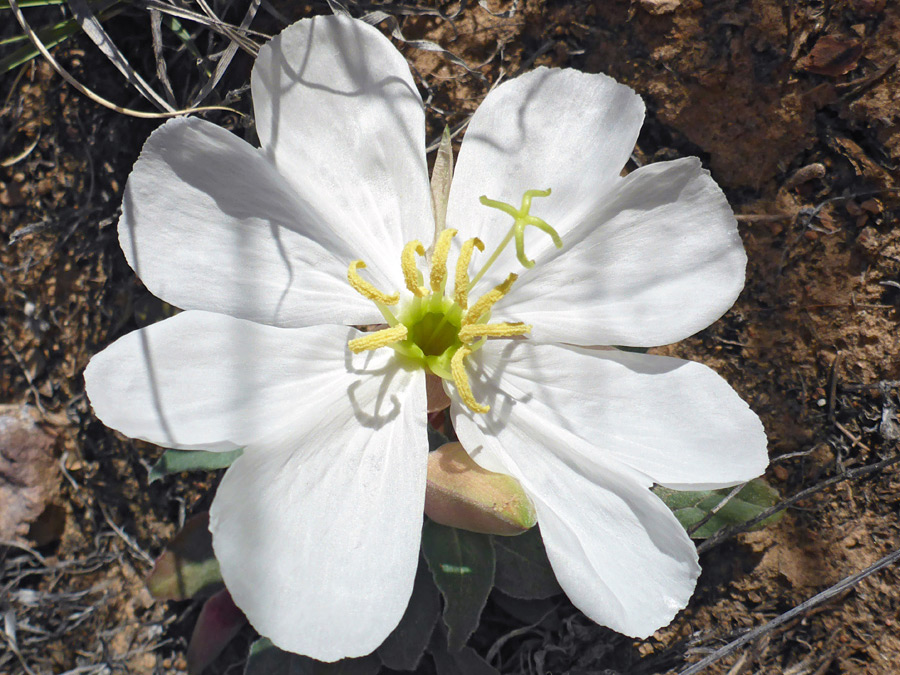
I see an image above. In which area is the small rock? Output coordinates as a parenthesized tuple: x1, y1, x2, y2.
(0, 404, 61, 542)
(783, 162, 826, 190)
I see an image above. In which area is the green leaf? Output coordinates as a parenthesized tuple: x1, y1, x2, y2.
(146, 512, 222, 600)
(244, 638, 380, 675)
(148, 448, 243, 483)
(429, 622, 499, 675)
(653, 478, 782, 539)
(492, 526, 561, 600)
(422, 520, 495, 651)
(376, 556, 441, 671)
(163, 15, 213, 78)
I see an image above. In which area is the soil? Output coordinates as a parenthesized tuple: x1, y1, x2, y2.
(1, 1, 898, 674)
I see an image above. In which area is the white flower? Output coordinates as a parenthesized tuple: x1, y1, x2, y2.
(84, 14, 768, 662)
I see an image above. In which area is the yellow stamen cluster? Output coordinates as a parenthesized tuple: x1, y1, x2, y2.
(346, 230, 532, 413)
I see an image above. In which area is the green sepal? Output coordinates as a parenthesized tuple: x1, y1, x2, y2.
(425, 443, 537, 536)
(430, 125, 454, 240)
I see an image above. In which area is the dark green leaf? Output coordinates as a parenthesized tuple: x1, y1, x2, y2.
(428, 424, 450, 451)
(429, 623, 499, 675)
(146, 512, 222, 600)
(148, 448, 243, 483)
(653, 478, 782, 539)
(0, 0, 121, 73)
(422, 520, 495, 651)
(492, 526, 561, 600)
(376, 556, 441, 670)
(244, 639, 380, 675)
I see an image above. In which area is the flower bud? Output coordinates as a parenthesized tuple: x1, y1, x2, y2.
(425, 442, 537, 536)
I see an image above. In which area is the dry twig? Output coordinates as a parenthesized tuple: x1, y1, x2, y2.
(679, 548, 900, 674)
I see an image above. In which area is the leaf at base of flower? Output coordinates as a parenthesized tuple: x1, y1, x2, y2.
(146, 512, 222, 600)
(653, 478, 782, 539)
(148, 448, 243, 483)
(421, 519, 495, 652)
(244, 638, 380, 675)
(429, 622, 499, 675)
(186, 588, 247, 675)
(376, 556, 441, 670)
(492, 526, 562, 600)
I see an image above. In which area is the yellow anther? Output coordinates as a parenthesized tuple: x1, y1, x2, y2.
(401, 240, 428, 297)
(347, 261, 400, 305)
(459, 322, 531, 343)
(430, 228, 457, 292)
(348, 324, 408, 354)
(463, 273, 518, 326)
(451, 346, 489, 414)
(454, 237, 484, 309)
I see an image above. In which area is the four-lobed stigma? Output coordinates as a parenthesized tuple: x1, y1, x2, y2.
(346, 189, 560, 414)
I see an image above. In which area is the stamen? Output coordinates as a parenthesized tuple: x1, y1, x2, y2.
(347, 261, 400, 305)
(459, 322, 531, 343)
(348, 324, 408, 353)
(430, 229, 457, 292)
(451, 346, 489, 413)
(454, 237, 484, 309)
(401, 241, 428, 297)
(463, 273, 518, 326)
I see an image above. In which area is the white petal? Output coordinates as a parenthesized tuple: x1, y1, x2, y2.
(446, 67, 644, 291)
(84, 311, 386, 451)
(499, 158, 747, 346)
(120, 118, 379, 327)
(456, 340, 767, 490)
(210, 359, 427, 661)
(252, 15, 432, 288)
(452, 383, 699, 637)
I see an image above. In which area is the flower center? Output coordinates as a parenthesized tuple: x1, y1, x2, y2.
(345, 189, 561, 414)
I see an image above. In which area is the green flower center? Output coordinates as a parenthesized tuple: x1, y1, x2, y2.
(344, 189, 562, 412)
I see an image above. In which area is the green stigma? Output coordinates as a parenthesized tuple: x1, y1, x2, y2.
(478, 188, 562, 269)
